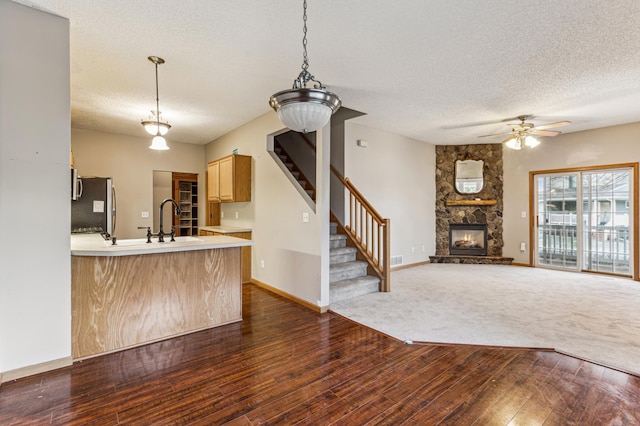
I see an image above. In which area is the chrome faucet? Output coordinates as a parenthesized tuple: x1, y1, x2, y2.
(156, 198, 181, 242)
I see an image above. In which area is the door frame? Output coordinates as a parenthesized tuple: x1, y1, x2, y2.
(528, 162, 639, 281)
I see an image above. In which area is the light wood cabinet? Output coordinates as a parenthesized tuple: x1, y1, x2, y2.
(207, 160, 220, 202)
(207, 154, 251, 202)
(200, 229, 252, 283)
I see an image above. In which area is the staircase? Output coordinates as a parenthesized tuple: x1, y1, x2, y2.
(330, 222, 380, 303)
(272, 140, 389, 303)
(274, 145, 315, 200)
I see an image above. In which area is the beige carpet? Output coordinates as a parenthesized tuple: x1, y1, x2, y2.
(330, 263, 640, 375)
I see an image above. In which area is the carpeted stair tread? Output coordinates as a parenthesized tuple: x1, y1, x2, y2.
(330, 275, 380, 303)
(330, 246, 357, 264)
(330, 260, 368, 282)
(330, 222, 338, 234)
(331, 246, 356, 255)
(330, 233, 347, 249)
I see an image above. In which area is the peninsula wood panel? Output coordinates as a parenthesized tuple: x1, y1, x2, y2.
(72, 248, 241, 359)
(199, 230, 251, 283)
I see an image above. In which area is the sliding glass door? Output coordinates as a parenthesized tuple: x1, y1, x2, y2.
(534, 167, 633, 276)
(581, 170, 632, 275)
(536, 173, 580, 270)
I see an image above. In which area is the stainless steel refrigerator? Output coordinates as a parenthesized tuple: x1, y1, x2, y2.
(71, 176, 116, 237)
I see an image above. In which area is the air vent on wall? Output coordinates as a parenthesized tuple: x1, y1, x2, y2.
(390, 255, 403, 266)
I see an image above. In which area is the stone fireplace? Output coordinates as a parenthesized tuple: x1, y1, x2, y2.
(430, 144, 513, 264)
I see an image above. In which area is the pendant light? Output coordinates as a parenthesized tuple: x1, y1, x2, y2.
(142, 56, 170, 150)
(269, 0, 341, 133)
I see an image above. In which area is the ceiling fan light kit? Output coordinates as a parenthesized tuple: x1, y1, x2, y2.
(142, 56, 170, 150)
(269, 0, 341, 133)
(480, 115, 571, 150)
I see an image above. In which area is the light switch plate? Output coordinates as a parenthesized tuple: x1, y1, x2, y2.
(141, 211, 149, 218)
(302, 212, 310, 222)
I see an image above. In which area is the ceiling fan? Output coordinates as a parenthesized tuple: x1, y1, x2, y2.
(478, 115, 572, 150)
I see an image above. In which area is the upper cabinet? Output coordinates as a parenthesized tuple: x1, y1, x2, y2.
(207, 160, 220, 201)
(207, 154, 251, 202)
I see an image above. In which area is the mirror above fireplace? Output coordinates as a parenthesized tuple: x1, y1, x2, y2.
(455, 159, 484, 194)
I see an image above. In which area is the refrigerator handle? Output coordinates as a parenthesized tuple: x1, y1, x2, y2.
(111, 185, 117, 236)
(77, 178, 83, 198)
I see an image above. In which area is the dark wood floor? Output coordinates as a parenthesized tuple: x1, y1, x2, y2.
(1, 284, 639, 425)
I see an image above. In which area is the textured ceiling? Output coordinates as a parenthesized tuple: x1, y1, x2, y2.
(12, 0, 640, 145)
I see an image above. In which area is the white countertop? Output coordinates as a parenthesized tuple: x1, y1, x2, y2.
(199, 225, 252, 234)
(71, 233, 252, 257)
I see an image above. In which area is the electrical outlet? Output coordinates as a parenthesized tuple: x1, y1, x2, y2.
(141, 211, 149, 218)
(411, 247, 415, 253)
(422, 245, 425, 252)
(260, 260, 265, 268)
(302, 212, 309, 222)
(521, 210, 527, 218)
(235, 211, 239, 219)
(221, 211, 225, 218)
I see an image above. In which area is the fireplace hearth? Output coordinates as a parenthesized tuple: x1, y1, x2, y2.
(449, 223, 488, 256)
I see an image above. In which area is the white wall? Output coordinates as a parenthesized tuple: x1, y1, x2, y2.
(503, 122, 640, 264)
(205, 112, 330, 306)
(72, 129, 206, 239)
(0, 1, 71, 377)
(152, 171, 173, 232)
(344, 122, 436, 266)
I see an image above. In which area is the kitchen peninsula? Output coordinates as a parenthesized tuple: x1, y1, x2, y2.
(71, 234, 252, 359)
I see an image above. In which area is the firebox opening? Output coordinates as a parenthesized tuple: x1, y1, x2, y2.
(449, 223, 488, 256)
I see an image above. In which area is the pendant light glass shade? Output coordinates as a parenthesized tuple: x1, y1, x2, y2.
(270, 88, 340, 133)
(269, 0, 341, 133)
(149, 134, 169, 150)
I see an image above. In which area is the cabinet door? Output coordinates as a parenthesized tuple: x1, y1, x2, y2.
(207, 161, 220, 202)
(219, 156, 234, 201)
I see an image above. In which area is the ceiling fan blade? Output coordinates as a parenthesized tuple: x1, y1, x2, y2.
(501, 135, 517, 144)
(478, 131, 513, 138)
(530, 129, 561, 137)
(533, 121, 572, 130)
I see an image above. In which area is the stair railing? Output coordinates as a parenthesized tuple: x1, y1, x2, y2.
(334, 173, 391, 292)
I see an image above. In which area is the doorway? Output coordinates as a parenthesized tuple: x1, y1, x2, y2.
(532, 164, 637, 278)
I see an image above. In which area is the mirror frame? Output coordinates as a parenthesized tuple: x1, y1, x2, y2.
(454, 159, 484, 194)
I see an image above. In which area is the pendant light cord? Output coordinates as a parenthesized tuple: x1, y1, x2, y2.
(155, 61, 161, 134)
(301, 0, 308, 72)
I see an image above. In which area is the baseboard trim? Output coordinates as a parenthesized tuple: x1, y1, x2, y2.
(250, 279, 329, 313)
(391, 260, 430, 271)
(511, 262, 533, 267)
(1, 356, 72, 383)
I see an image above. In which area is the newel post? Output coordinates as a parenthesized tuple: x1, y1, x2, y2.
(381, 218, 391, 292)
